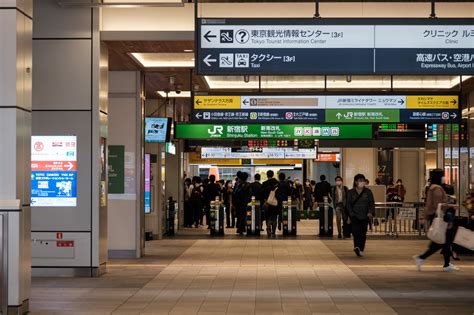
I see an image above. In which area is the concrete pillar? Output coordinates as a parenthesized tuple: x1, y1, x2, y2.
(108, 71, 144, 258)
(342, 148, 377, 186)
(0, 1, 33, 312)
(31, 0, 108, 276)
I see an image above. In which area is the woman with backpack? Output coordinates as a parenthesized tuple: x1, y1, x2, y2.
(346, 174, 375, 257)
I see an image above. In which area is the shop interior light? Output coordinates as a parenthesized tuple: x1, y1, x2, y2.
(156, 91, 191, 98)
(130, 53, 194, 68)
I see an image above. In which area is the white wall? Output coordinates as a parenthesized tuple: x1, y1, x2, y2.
(342, 148, 377, 188)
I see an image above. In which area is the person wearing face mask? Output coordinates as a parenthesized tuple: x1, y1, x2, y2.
(331, 176, 349, 239)
(346, 174, 375, 257)
(396, 179, 407, 202)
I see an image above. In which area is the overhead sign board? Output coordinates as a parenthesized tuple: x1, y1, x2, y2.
(175, 124, 373, 140)
(201, 147, 317, 159)
(197, 18, 474, 75)
(31, 136, 77, 207)
(192, 94, 460, 124)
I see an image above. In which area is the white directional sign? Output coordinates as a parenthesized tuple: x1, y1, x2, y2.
(325, 96, 406, 109)
(241, 95, 325, 109)
(201, 147, 317, 159)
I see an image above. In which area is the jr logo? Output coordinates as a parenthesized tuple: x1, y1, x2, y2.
(208, 125, 223, 136)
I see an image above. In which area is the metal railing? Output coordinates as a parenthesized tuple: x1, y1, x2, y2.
(371, 202, 425, 237)
(0, 213, 8, 315)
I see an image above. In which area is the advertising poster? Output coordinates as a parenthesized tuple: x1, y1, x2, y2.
(145, 154, 151, 214)
(108, 145, 125, 194)
(31, 136, 77, 207)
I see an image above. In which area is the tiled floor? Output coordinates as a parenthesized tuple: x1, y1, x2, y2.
(30, 224, 474, 315)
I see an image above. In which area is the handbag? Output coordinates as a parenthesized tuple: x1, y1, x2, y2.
(453, 226, 474, 250)
(266, 186, 278, 207)
(427, 204, 448, 244)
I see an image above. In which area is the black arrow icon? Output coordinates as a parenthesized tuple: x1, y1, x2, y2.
(243, 99, 249, 105)
(195, 99, 202, 106)
(204, 31, 216, 42)
(450, 99, 457, 105)
(398, 99, 405, 105)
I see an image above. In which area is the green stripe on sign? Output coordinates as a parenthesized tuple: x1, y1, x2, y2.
(326, 109, 400, 123)
(175, 124, 373, 140)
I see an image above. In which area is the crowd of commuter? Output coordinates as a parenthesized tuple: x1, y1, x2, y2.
(183, 169, 470, 269)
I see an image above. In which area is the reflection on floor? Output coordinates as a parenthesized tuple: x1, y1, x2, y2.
(30, 233, 474, 315)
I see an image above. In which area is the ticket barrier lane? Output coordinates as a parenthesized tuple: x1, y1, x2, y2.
(210, 198, 225, 236)
(246, 197, 261, 236)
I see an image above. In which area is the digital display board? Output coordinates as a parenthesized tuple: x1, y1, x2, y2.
(145, 117, 171, 143)
(145, 154, 151, 214)
(201, 147, 317, 159)
(31, 136, 77, 207)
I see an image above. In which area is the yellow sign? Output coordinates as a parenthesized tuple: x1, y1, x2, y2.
(188, 152, 241, 165)
(194, 96, 241, 109)
(407, 95, 458, 109)
(252, 159, 303, 165)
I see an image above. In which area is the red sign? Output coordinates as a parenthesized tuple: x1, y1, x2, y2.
(56, 240, 74, 247)
(34, 142, 44, 152)
(314, 154, 339, 162)
(31, 161, 76, 171)
(56, 232, 63, 239)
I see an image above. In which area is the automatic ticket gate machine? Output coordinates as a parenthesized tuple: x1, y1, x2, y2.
(319, 196, 334, 237)
(210, 197, 225, 236)
(282, 197, 297, 236)
(246, 196, 261, 236)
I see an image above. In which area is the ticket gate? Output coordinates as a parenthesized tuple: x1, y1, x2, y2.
(319, 196, 334, 237)
(282, 198, 297, 236)
(246, 197, 261, 236)
(166, 198, 176, 236)
(210, 198, 225, 236)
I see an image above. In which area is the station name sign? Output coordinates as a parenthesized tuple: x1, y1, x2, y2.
(192, 94, 460, 124)
(175, 123, 373, 140)
(197, 18, 474, 75)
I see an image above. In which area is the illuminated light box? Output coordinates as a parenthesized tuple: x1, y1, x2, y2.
(31, 136, 77, 207)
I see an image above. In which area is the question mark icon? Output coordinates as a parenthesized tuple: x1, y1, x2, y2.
(236, 30, 249, 43)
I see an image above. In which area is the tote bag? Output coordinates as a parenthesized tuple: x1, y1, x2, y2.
(266, 187, 278, 207)
(427, 204, 448, 244)
(454, 226, 474, 250)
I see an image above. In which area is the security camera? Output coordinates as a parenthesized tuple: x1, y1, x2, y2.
(175, 85, 182, 94)
(346, 75, 352, 83)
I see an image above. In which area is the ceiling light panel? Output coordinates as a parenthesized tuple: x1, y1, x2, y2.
(326, 76, 391, 89)
(204, 76, 325, 89)
(130, 53, 194, 68)
(392, 76, 464, 89)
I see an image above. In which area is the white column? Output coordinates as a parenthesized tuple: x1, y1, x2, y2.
(31, 0, 108, 277)
(0, 0, 32, 312)
(108, 71, 144, 258)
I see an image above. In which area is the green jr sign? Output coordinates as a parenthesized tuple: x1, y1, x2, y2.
(175, 124, 373, 140)
(326, 109, 400, 123)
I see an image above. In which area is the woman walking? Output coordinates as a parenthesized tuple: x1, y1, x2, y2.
(346, 174, 375, 257)
(413, 169, 459, 272)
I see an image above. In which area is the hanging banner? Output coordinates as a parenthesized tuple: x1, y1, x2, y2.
(31, 136, 77, 207)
